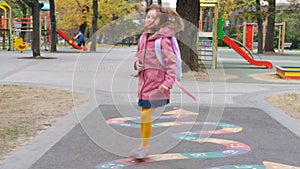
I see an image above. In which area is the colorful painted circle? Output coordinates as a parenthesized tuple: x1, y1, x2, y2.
(205, 165, 265, 169)
(94, 110, 251, 169)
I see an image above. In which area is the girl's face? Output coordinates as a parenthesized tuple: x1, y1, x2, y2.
(145, 9, 160, 30)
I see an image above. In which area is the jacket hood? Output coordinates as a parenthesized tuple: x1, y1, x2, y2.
(146, 24, 176, 41)
(157, 24, 176, 37)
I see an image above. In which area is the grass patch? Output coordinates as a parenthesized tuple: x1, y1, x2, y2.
(0, 85, 89, 160)
(266, 92, 300, 121)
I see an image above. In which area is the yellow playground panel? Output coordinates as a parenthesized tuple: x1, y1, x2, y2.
(13, 37, 29, 52)
(200, 0, 219, 3)
(276, 66, 300, 79)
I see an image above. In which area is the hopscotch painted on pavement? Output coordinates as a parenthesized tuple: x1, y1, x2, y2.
(95, 108, 300, 169)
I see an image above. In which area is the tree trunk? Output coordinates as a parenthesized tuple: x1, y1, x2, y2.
(176, 0, 200, 72)
(31, 0, 42, 57)
(256, 0, 264, 54)
(146, 0, 153, 6)
(157, 0, 162, 6)
(264, 0, 276, 52)
(49, 0, 57, 52)
(90, 0, 98, 52)
(79, 22, 87, 35)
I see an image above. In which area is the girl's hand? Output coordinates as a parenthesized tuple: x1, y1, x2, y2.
(136, 62, 144, 72)
(159, 84, 169, 93)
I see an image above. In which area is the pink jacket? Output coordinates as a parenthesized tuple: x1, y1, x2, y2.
(135, 25, 178, 101)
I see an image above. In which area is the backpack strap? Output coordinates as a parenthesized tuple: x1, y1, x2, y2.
(175, 79, 196, 101)
(155, 37, 182, 80)
(154, 37, 196, 101)
(154, 38, 166, 68)
(171, 37, 183, 80)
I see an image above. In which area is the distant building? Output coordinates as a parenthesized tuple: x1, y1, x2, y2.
(162, 2, 171, 7)
(277, 0, 300, 5)
(139, 0, 176, 9)
(140, 0, 147, 7)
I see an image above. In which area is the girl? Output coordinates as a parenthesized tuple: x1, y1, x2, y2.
(131, 4, 184, 159)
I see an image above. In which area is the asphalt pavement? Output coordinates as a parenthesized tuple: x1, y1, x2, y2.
(0, 47, 300, 169)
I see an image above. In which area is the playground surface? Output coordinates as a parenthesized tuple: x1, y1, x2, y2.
(0, 47, 300, 169)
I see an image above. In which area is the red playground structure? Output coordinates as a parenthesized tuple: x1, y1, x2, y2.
(218, 18, 273, 69)
(56, 29, 88, 51)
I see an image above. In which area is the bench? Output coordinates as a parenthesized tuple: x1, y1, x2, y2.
(253, 42, 292, 50)
(253, 42, 258, 48)
(284, 42, 292, 49)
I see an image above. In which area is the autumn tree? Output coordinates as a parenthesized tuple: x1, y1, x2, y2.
(55, 1, 91, 39)
(176, 0, 200, 71)
(55, 0, 139, 43)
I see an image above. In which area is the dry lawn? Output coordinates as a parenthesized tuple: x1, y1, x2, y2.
(266, 92, 300, 122)
(0, 85, 89, 161)
(251, 73, 300, 121)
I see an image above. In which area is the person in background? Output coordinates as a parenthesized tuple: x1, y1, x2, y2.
(74, 31, 85, 47)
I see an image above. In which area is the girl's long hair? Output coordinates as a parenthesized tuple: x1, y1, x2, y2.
(142, 4, 162, 33)
(142, 4, 184, 33)
(161, 7, 184, 32)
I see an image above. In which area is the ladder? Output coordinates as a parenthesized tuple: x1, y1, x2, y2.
(198, 32, 213, 61)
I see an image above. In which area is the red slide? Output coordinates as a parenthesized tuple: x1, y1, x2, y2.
(56, 29, 88, 51)
(218, 18, 273, 69)
(222, 36, 273, 69)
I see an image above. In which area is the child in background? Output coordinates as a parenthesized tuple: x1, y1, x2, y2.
(74, 31, 85, 47)
(131, 4, 184, 159)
